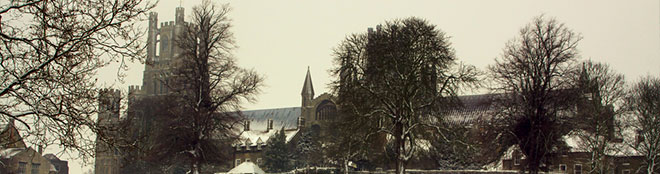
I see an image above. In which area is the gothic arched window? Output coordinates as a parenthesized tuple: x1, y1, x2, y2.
(160, 36, 169, 57)
(315, 100, 337, 121)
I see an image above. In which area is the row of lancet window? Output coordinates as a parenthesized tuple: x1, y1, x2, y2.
(152, 81, 168, 94)
(315, 100, 337, 121)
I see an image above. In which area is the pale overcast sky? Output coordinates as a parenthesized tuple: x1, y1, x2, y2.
(83, 0, 660, 173)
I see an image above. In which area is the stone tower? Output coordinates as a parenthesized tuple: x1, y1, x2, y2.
(300, 67, 315, 128)
(96, 7, 187, 174)
(141, 7, 185, 96)
(95, 89, 121, 174)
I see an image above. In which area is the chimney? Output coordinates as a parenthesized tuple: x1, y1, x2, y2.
(244, 120, 250, 131)
(267, 119, 273, 131)
(297, 117, 305, 129)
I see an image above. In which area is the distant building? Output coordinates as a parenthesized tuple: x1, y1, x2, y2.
(501, 141, 645, 174)
(94, 89, 121, 174)
(500, 120, 646, 173)
(1, 120, 26, 149)
(92, 8, 650, 174)
(231, 67, 338, 168)
(93, 6, 187, 174)
(0, 121, 65, 174)
(44, 154, 69, 174)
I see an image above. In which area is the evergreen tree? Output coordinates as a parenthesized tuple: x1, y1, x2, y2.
(294, 128, 322, 168)
(263, 128, 292, 173)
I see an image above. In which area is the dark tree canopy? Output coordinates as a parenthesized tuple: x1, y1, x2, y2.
(262, 128, 293, 173)
(331, 17, 478, 174)
(489, 16, 582, 174)
(293, 128, 322, 168)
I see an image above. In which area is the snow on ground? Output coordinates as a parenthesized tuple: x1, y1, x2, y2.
(224, 161, 265, 174)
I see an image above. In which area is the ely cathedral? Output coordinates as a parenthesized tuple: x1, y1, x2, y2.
(94, 6, 338, 174)
(96, 6, 646, 174)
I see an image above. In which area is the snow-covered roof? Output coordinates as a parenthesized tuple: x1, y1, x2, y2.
(563, 134, 584, 152)
(0, 147, 25, 158)
(241, 107, 300, 130)
(226, 161, 265, 174)
(501, 145, 517, 160)
(233, 107, 300, 147)
(441, 94, 496, 125)
(49, 164, 58, 172)
(43, 153, 61, 161)
(0, 119, 9, 134)
(236, 129, 298, 147)
(564, 130, 641, 156)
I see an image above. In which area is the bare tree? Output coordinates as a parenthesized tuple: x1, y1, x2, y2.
(143, 1, 263, 174)
(330, 17, 478, 174)
(625, 76, 660, 174)
(489, 16, 581, 174)
(571, 60, 626, 174)
(425, 123, 484, 170)
(323, 107, 381, 174)
(0, 0, 154, 158)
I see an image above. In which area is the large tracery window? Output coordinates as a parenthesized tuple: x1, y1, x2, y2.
(315, 100, 337, 121)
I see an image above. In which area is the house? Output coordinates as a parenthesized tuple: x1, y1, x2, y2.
(232, 68, 336, 168)
(0, 121, 62, 174)
(44, 154, 69, 174)
(501, 134, 645, 174)
(0, 147, 58, 174)
(232, 114, 299, 167)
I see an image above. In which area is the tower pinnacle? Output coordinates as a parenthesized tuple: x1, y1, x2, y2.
(301, 66, 314, 98)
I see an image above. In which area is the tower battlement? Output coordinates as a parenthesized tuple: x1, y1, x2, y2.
(144, 7, 186, 96)
(161, 21, 175, 27)
(98, 88, 121, 101)
(128, 85, 142, 95)
(98, 88, 121, 121)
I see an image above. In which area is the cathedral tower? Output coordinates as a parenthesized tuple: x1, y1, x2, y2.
(95, 89, 121, 174)
(300, 67, 315, 128)
(141, 8, 185, 96)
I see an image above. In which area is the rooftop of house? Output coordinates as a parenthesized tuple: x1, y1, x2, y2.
(0, 119, 10, 134)
(43, 153, 67, 162)
(236, 129, 299, 148)
(234, 107, 301, 147)
(0, 147, 24, 158)
(564, 129, 640, 156)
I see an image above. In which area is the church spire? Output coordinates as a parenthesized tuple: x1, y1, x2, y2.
(301, 66, 314, 97)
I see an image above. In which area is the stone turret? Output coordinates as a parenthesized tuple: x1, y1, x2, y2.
(300, 67, 314, 128)
(147, 12, 158, 64)
(142, 8, 186, 96)
(175, 7, 185, 25)
(95, 88, 121, 174)
(301, 66, 314, 107)
(98, 88, 121, 124)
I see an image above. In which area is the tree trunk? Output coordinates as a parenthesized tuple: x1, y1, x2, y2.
(396, 160, 405, 174)
(394, 122, 406, 174)
(191, 144, 202, 174)
(191, 163, 200, 174)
